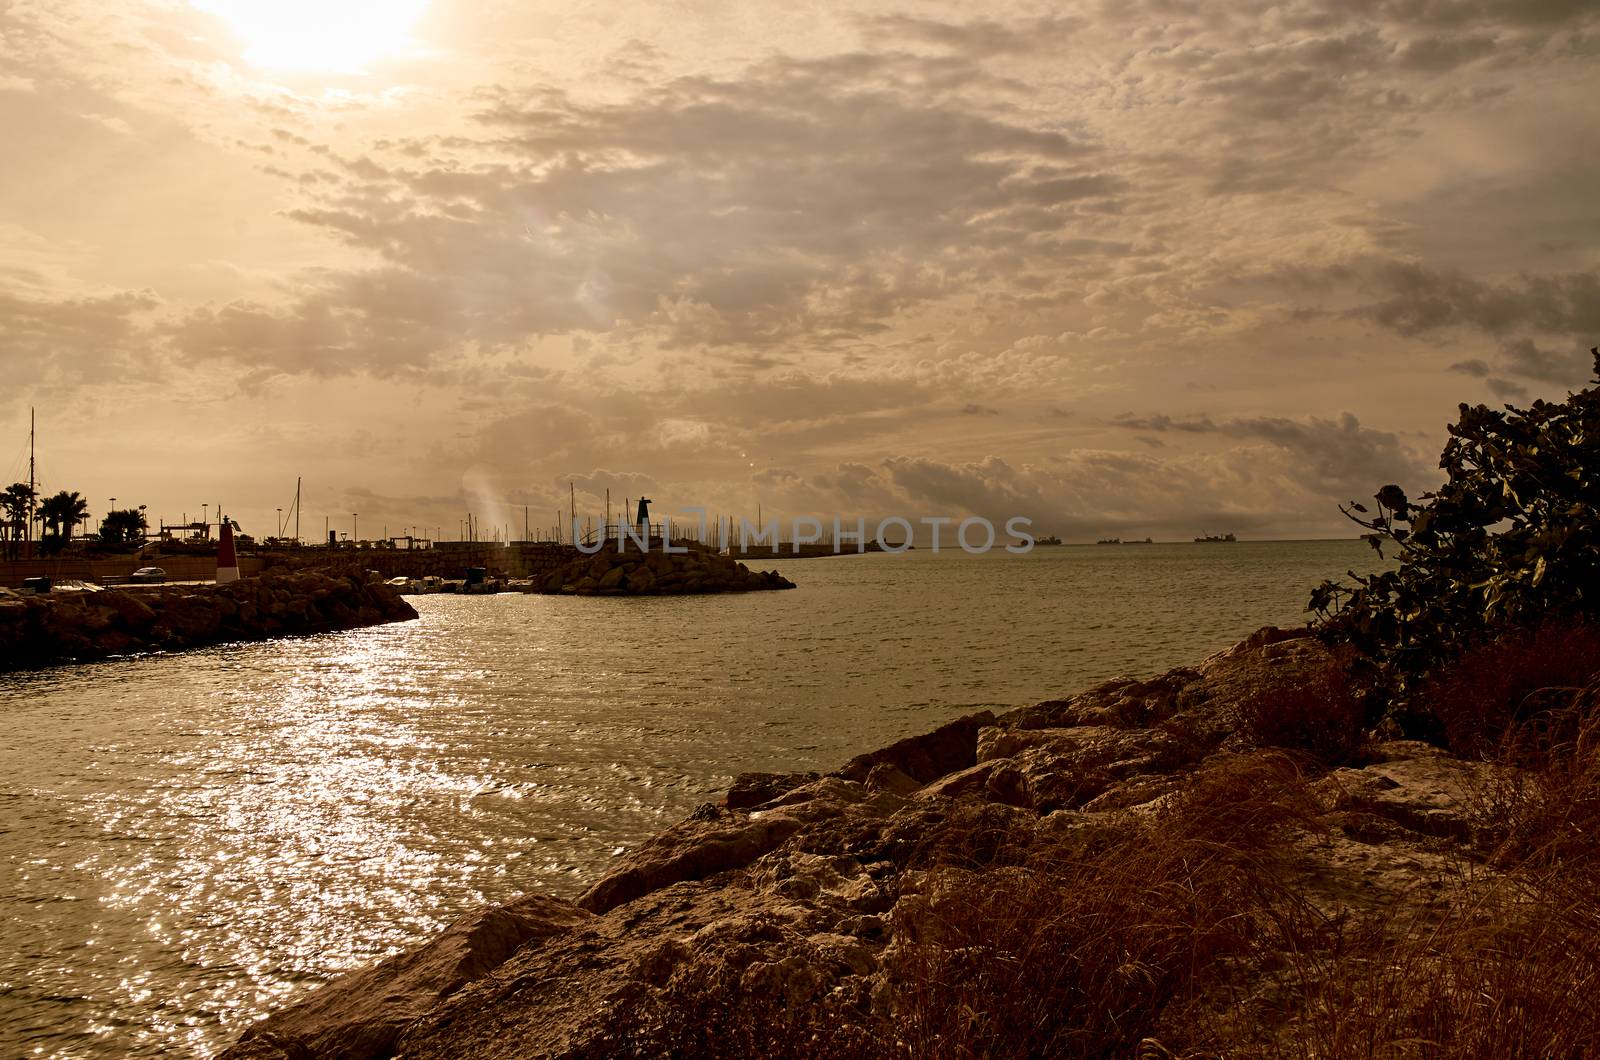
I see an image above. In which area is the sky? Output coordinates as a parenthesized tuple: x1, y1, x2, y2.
(2, 0, 1597, 543)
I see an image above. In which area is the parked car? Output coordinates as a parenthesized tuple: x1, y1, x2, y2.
(128, 567, 167, 584)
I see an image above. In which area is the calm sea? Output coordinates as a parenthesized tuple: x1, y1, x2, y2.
(1, 540, 1369, 1057)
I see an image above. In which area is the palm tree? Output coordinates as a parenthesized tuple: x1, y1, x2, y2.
(100, 506, 149, 546)
(39, 490, 90, 554)
(1, 482, 36, 559)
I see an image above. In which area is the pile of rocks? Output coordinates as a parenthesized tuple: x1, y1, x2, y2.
(0, 570, 418, 671)
(535, 547, 795, 595)
(222, 627, 1522, 1060)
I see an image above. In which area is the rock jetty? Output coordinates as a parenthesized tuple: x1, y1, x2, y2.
(224, 625, 1583, 1058)
(0, 571, 417, 671)
(536, 547, 795, 595)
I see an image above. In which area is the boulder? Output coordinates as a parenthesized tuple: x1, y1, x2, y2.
(1311, 746, 1505, 841)
(835, 711, 996, 784)
(221, 895, 591, 1060)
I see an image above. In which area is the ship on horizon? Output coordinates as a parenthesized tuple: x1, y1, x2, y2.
(1194, 532, 1238, 543)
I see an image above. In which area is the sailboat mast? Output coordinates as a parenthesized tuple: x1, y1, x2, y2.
(27, 407, 35, 546)
(294, 477, 301, 544)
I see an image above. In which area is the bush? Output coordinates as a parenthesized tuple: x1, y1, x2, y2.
(1310, 347, 1600, 737)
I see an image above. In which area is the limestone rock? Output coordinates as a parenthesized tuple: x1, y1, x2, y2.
(1312, 745, 1504, 841)
(221, 895, 591, 1060)
(835, 711, 996, 784)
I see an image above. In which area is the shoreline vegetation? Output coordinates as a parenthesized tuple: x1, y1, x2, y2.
(223, 351, 1600, 1058)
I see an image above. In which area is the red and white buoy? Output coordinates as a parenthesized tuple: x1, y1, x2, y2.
(216, 515, 240, 584)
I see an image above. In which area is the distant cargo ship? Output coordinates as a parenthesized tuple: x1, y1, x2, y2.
(1194, 532, 1238, 543)
(1035, 535, 1064, 546)
(1098, 537, 1154, 545)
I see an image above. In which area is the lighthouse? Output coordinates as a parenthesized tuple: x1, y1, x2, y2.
(217, 515, 240, 584)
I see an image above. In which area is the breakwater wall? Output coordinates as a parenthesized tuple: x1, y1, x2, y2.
(0, 570, 417, 671)
(253, 543, 580, 582)
(535, 547, 795, 595)
(0, 544, 581, 589)
(0, 555, 266, 588)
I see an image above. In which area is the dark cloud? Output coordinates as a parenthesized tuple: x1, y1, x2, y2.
(1497, 337, 1592, 384)
(0, 287, 158, 392)
(1108, 410, 1425, 497)
(1356, 263, 1600, 339)
(169, 273, 453, 382)
(246, 49, 1118, 367)
(1486, 377, 1529, 398)
(858, 14, 1087, 57)
(1396, 33, 1499, 70)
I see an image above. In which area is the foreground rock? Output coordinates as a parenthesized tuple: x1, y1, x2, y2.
(536, 546, 795, 596)
(224, 627, 1549, 1058)
(0, 570, 417, 671)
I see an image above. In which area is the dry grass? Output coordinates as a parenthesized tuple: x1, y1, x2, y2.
(885, 753, 1324, 1059)
(1282, 678, 1600, 1059)
(1233, 650, 1365, 766)
(1415, 618, 1600, 757)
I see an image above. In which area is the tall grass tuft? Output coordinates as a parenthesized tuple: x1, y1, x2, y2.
(886, 753, 1323, 1059)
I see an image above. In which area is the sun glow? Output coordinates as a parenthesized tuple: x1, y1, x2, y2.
(192, 0, 430, 73)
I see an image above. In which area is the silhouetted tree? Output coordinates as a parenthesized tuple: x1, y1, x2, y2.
(38, 490, 90, 555)
(1, 482, 36, 559)
(99, 506, 148, 546)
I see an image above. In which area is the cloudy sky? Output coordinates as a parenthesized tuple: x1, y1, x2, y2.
(2, 0, 1597, 542)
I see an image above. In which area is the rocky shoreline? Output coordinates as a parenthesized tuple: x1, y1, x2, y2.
(0, 571, 418, 671)
(221, 624, 1553, 1058)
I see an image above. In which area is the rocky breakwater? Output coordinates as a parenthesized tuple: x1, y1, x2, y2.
(536, 546, 795, 596)
(224, 626, 1577, 1058)
(0, 571, 417, 671)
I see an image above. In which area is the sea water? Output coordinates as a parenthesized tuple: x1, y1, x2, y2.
(0, 540, 1370, 1057)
